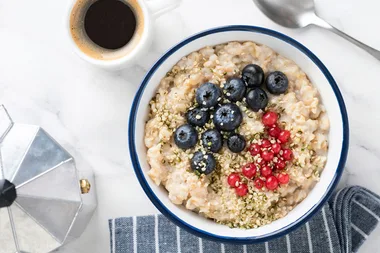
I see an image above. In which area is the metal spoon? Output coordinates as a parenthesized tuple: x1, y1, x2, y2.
(253, 0, 380, 60)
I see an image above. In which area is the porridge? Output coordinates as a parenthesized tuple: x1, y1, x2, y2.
(144, 41, 329, 228)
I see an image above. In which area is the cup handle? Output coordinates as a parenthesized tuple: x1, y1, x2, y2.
(147, 0, 181, 19)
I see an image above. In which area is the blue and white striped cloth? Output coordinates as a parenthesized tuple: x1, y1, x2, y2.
(109, 186, 380, 253)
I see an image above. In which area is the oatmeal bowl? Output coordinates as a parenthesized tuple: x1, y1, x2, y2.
(129, 25, 349, 243)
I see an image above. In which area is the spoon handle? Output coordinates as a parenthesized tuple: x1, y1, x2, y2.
(312, 15, 380, 61)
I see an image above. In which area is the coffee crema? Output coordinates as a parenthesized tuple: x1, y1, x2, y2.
(70, 0, 145, 60)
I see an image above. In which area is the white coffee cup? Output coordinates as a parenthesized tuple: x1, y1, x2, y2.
(67, 0, 180, 70)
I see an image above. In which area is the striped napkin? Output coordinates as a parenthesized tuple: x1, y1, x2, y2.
(109, 186, 380, 253)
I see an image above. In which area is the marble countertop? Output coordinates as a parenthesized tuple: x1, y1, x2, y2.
(1, 0, 379, 252)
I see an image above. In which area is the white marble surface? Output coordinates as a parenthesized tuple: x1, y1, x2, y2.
(0, 0, 380, 252)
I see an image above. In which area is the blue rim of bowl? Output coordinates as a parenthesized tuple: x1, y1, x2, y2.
(129, 25, 349, 243)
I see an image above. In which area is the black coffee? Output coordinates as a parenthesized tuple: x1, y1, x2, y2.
(84, 0, 137, 50)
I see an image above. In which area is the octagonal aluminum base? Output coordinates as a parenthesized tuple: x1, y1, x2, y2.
(0, 106, 97, 253)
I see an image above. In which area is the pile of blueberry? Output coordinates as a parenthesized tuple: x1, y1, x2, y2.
(173, 64, 289, 176)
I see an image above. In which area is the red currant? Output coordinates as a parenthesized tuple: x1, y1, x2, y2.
(249, 143, 261, 156)
(283, 149, 293, 161)
(278, 173, 290, 184)
(254, 178, 264, 189)
(271, 143, 281, 154)
(236, 183, 248, 196)
(261, 139, 271, 148)
(268, 126, 281, 138)
(266, 176, 279, 191)
(242, 163, 257, 179)
(278, 130, 291, 143)
(261, 165, 272, 177)
(262, 111, 278, 126)
(275, 159, 286, 170)
(227, 173, 241, 188)
(257, 157, 266, 166)
(261, 150, 274, 161)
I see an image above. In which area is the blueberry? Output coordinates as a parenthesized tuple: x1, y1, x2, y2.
(227, 134, 246, 153)
(191, 151, 216, 175)
(242, 64, 264, 88)
(213, 103, 243, 131)
(201, 129, 223, 153)
(186, 107, 210, 127)
(223, 78, 246, 102)
(266, 71, 289, 94)
(246, 88, 268, 112)
(196, 82, 222, 108)
(174, 124, 198, 149)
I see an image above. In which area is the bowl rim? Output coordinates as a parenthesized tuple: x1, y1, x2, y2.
(128, 25, 349, 243)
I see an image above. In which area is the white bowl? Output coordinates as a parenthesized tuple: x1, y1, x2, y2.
(129, 25, 349, 243)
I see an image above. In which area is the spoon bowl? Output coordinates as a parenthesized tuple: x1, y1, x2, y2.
(254, 0, 316, 28)
(253, 0, 380, 60)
